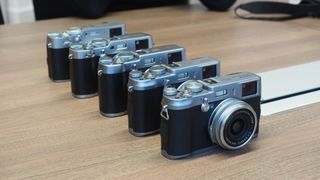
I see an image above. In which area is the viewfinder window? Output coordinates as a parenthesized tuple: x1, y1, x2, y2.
(110, 27, 122, 37)
(168, 52, 182, 64)
(242, 81, 257, 97)
(202, 65, 216, 78)
(135, 39, 149, 50)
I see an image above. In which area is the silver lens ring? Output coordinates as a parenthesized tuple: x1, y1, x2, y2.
(208, 98, 257, 150)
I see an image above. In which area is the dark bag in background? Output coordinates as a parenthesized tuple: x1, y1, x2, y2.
(235, 0, 320, 20)
(33, 0, 188, 20)
(200, 0, 320, 20)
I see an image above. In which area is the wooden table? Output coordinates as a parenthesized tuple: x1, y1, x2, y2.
(1, 3, 320, 179)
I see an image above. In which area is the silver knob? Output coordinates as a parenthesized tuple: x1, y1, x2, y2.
(91, 38, 108, 47)
(149, 65, 166, 76)
(70, 44, 83, 50)
(66, 27, 81, 35)
(100, 56, 113, 65)
(201, 97, 210, 112)
(164, 87, 177, 96)
(185, 81, 203, 93)
(182, 90, 192, 98)
(129, 70, 142, 78)
(113, 51, 134, 64)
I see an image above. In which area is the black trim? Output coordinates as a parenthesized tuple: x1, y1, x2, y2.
(261, 88, 320, 104)
(0, 5, 4, 24)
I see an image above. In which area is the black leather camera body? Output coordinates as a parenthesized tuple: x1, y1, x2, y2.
(68, 33, 153, 98)
(46, 22, 125, 82)
(98, 45, 186, 117)
(160, 72, 261, 159)
(127, 57, 220, 137)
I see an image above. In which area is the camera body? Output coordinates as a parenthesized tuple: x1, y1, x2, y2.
(160, 72, 261, 159)
(46, 22, 126, 82)
(69, 33, 153, 98)
(127, 57, 220, 137)
(98, 45, 186, 117)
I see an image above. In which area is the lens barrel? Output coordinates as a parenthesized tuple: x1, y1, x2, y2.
(208, 98, 257, 150)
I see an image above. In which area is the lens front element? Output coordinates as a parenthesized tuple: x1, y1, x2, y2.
(208, 98, 257, 150)
(224, 109, 255, 147)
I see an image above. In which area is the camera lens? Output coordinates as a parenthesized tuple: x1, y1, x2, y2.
(208, 98, 257, 150)
(223, 110, 255, 147)
(231, 119, 244, 134)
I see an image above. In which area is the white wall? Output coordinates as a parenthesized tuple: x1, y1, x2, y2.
(0, 0, 35, 24)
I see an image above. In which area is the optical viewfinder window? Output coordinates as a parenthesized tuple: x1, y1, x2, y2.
(242, 81, 257, 97)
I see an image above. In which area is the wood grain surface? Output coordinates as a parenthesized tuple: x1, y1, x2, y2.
(0, 3, 320, 179)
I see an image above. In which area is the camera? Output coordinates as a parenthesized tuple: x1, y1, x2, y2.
(160, 72, 261, 159)
(46, 22, 126, 82)
(69, 33, 153, 98)
(98, 44, 186, 117)
(127, 57, 221, 137)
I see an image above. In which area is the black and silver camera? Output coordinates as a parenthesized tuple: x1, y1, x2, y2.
(69, 33, 153, 98)
(127, 57, 221, 137)
(160, 72, 261, 159)
(46, 22, 126, 82)
(98, 44, 186, 117)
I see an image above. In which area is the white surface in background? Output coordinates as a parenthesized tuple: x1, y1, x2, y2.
(259, 61, 320, 102)
(0, 0, 35, 24)
(259, 60, 320, 116)
(261, 91, 320, 116)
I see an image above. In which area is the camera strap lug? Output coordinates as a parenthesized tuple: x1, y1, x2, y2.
(160, 105, 169, 120)
(201, 97, 210, 112)
(97, 70, 103, 76)
(64, 41, 71, 46)
(128, 86, 133, 93)
(164, 79, 170, 88)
